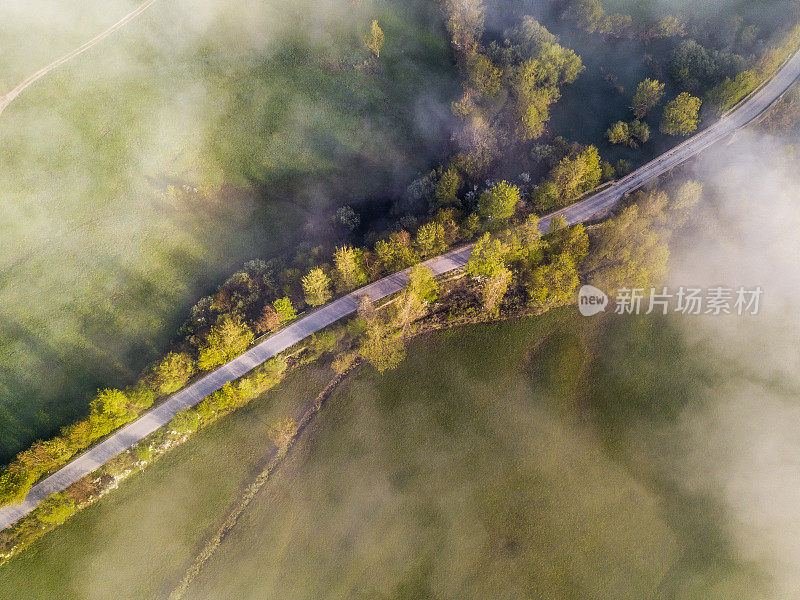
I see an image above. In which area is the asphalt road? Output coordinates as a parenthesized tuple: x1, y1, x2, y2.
(2, 48, 800, 532)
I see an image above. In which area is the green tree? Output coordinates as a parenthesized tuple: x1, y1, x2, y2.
(435, 167, 462, 206)
(359, 324, 406, 373)
(606, 121, 631, 145)
(562, 0, 605, 33)
(407, 265, 439, 303)
(333, 246, 367, 292)
(198, 315, 255, 371)
(302, 267, 333, 306)
(671, 180, 703, 225)
(273, 297, 296, 323)
(629, 119, 650, 144)
(156, 352, 195, 395)
(661, 92, 702, 136)
(363, 19, 385, 58)
(36, 493, 77, 526)
(583, 193, 672, 291)
(527, 253, 581, 311)
(481, 266, 512, 316)
(415, 221, 447, 258)
(549, 145, 602, 204)
(478, 181, 521, 222)
(466, 233, 509, 278)
(632, 78, 665, 119)
(89, 388, 132, 436)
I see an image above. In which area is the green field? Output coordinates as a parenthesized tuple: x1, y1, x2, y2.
(0, 0, 459, 462)
(0, 309, 773, 599)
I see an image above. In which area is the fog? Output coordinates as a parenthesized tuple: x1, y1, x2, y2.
(655, 129, 800, 597)
(0, 0, 458, 461)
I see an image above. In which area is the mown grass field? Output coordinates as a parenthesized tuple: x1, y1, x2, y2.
(0, 0, 459, 462)
(0, 308, 770, 599)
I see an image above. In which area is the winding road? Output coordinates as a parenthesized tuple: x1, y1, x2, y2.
(2, 48, 800, 532)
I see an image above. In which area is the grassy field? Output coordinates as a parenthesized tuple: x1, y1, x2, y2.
(0, 0, 459, 462)
(0, 308, 772, 599)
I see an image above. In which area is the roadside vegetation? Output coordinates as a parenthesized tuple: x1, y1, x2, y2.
(2, 0, 800, 571)
(0, 0, 459, 463)
(0, 310, 772, 599)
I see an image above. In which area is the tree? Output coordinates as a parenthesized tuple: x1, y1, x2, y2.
(671, 180, 703, 226)
(363, 19, 385, 58)
(562, 0, 605, 34)
(407, 265, 439, 303)
(198, 315, 255, 371)
(606, 121, 631, 145)
(582, 194, 671, 291)
(273, 297, 296, 323)
(527, 252, 581, 311)
(415, 221, 447, 258)
(441, 0, 485, 55)
(629, 119, 650, 144)
(89, 388, 132, 434)
(333, 246, 367, 292)
(661, 92, 702, 136)
(156, 352, 196, 395)
(254, 303, 280, 334)
(268, 418, 298, 447)
(632, 78, 665, 119)
(435, 167, 461, 206)
(375, 230, 419, 272)
(302, 268, 332, 306)
(481, 266, 512, 316)
(359, 323, 406, 373)
(549, 145, 602, 203)
(466, 233, 508, 279)
(478, 181, 521, 222)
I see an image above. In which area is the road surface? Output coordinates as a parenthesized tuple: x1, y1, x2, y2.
(2, 48, 800, 532)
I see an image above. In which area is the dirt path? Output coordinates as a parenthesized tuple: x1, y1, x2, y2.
(0, 0, 160, 116)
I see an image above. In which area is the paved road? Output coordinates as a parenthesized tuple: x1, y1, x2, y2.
(0, 0, 160, 116)
(2, 48, 800, 532)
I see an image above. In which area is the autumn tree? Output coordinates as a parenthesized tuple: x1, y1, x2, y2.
(302, 267, 333, 306)
(254, 303, 280, 334)
(632, 78, 665, 119)
(661, 92, 702, 135)
(363, 19, 385, 58)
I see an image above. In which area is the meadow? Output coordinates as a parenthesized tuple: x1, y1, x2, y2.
(0, 308, 773, 599)
(0, 0, 459, 462)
